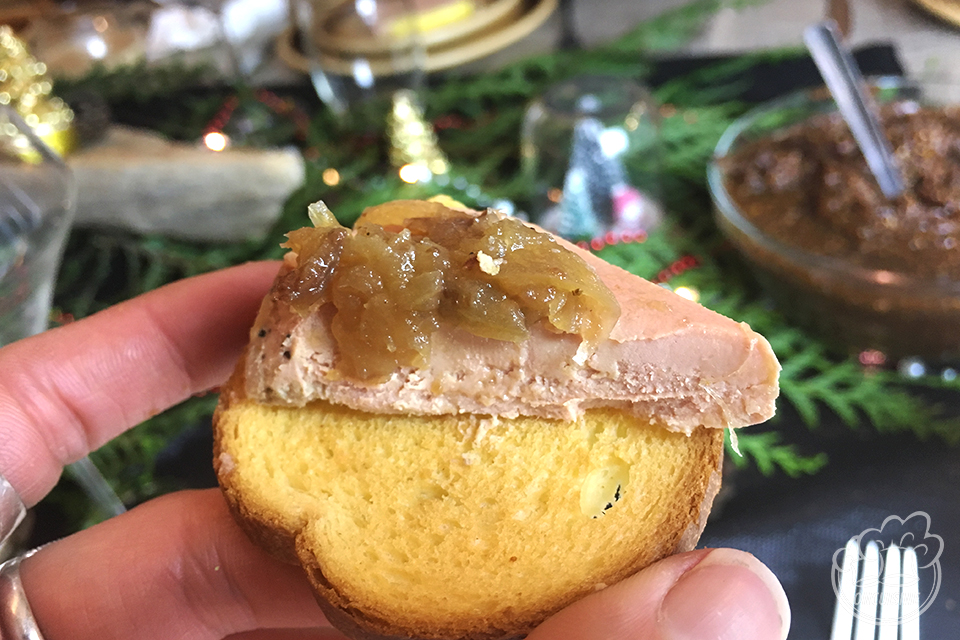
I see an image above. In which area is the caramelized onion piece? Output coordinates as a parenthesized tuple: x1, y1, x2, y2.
(277, 226, 346, 315)
(277, 200, 621, 381)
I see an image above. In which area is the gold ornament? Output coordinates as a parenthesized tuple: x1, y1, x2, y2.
(0, 25, 76, 161)
(386, 89, 448, 181)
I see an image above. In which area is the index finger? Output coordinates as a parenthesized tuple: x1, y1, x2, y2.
(0, 260, 279, 506)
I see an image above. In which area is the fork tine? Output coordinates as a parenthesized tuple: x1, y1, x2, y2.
(831, 538, 858, 640)
(901, 547, 921, 640)
(853, 542, 880, 640)
(877, 544, 901, 640)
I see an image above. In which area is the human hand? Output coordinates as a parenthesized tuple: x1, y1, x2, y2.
(0, 262, 790, 640)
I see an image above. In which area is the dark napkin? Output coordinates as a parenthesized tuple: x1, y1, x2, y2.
(649, 43, 905, 103)
(701, 408, 960, 639)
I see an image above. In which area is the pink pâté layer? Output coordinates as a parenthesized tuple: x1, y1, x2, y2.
(243, 206, 780, 434)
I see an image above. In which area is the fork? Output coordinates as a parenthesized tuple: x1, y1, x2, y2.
(830, 538, 920, 640)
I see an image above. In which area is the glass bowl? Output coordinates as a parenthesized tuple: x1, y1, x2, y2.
(708, 77, 960, 365)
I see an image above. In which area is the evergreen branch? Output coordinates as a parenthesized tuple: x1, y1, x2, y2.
(56, 60, 218, 104)
(611, 0, 725, 52)
(725, 430, 828, 477)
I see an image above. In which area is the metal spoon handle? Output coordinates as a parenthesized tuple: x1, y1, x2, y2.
(804, 21, 905, 198)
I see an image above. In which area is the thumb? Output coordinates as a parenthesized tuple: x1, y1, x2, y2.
(528, 548, 790, 640)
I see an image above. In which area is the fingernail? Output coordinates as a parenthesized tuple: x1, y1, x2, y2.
(658, 548, 790, 640)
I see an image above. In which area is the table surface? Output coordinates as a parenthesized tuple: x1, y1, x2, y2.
(396, 0, 960, 78)
(255, 0, 960, 92)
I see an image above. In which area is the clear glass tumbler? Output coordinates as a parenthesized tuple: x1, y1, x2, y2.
(522, 75, 663, 242)
(0, 106, 76, 347)
(292, 0, 425, 122)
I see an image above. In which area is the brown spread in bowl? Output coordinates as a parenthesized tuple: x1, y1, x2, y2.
(712, 91, 960, 363)
(722, 103, 960, 280)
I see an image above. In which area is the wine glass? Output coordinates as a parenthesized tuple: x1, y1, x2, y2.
(292, 0, 426, 123)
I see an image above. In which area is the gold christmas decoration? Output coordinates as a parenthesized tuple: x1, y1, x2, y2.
(387, 89, 448, 181)
(0, 25, 76, 160)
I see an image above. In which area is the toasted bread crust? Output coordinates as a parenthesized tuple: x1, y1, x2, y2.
(214, 356, 301, 566)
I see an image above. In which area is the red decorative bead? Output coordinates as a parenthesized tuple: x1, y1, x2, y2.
(203, 91, 312, 143)
(51, 311, 75, 325)
(859, 349, 887, 367)
(434, 114, 469, 130)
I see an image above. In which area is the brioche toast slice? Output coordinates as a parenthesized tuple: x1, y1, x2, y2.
(214, 200, 778, 640)
(215, 389, 723, 640)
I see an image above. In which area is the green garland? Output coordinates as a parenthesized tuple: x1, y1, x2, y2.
(47, 0, 959, 528)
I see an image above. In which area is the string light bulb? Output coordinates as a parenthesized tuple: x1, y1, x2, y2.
(322, 168, 341, 186)
(672, 286, 700, 303)
(203, 131, 229, 152)
(399, 163, 432, 184)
